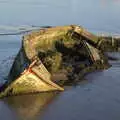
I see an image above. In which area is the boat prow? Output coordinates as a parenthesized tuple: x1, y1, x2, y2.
(0, 62, 63, 98)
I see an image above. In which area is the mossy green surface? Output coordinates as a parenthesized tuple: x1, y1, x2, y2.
(38, 50, 62, 73)
(0, 25, 113, 98)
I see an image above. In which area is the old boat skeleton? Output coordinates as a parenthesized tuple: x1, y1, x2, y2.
(0, 25, 120, 98)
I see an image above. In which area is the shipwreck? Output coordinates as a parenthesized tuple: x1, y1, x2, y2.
(0, 25, 120, 98)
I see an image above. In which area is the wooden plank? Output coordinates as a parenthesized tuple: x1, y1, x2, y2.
(74, 26, 99, 44)
(31, 67, 64, 91)
(86, 42, 101, 61)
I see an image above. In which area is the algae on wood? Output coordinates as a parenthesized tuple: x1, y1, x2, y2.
(0, 25, 115, 98)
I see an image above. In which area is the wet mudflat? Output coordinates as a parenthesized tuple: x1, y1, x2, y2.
(0, 57, 120, 120)
(0, 0, 120, 120)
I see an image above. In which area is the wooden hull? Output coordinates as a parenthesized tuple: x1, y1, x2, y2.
(0, 62, 63, 98)
(0, 25, 111, 98)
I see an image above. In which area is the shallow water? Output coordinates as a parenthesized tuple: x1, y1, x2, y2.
(0, 0, 120, 120)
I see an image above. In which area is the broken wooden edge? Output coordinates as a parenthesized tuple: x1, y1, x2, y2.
(0, 61, 64, 98)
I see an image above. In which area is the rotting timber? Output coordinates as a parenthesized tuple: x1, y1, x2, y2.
(0, 25, 120, 98)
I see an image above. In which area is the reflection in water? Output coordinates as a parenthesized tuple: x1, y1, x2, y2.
(3, 92, 58, 120)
